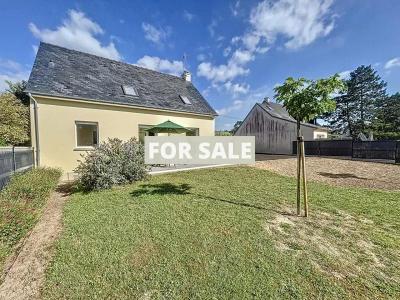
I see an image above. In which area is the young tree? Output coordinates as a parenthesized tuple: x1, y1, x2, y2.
(274, 75, 345, 216)
(0, 93, 29, 145)
(328, 65, 387, 137)
(5, 80, 30, 106)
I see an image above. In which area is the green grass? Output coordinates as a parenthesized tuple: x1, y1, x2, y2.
(43, 166, 400, 299)
(0, 167, 61, 272)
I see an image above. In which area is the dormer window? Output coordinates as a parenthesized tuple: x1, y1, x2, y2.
(122, 85, 138, 96)
(180, 95, 191, 104)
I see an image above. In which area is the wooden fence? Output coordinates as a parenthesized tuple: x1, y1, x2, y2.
(0, 147, 35, 190)
(292, 140, 400, 163)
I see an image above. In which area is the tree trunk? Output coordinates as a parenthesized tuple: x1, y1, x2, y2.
(300, 138, 308, 217)
(296, 120, 301, 215)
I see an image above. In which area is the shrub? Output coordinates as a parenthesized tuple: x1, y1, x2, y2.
(75, 138, 148, 191)
(0, 167, 61, 267)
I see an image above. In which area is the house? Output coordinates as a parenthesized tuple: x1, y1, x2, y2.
(234, 99, 328, 155)
(26, 43, 217, 177)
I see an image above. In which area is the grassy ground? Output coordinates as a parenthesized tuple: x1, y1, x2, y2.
(0, 168, 61, 273)
(43, 166, 399, 299)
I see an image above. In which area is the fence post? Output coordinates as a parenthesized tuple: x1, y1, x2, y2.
(396, 141, 400, 164)
(351, 140, 354, 158)
(318, 141, 321, 156)
(12, 146, 17, 173)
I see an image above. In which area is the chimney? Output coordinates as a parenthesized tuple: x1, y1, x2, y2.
(262, 97, 271, 104)
(182, 70, 191, 82)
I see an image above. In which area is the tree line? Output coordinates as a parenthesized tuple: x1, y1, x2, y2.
(327, 65, 399, 140)
(229, 65, 399, 140)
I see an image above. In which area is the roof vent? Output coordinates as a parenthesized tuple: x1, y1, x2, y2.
(48, 61, 55, 68)
(179, 95, 191, 104)
(122, 85, 138, 96)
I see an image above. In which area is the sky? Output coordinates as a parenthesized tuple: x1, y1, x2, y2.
(1, 0, 400, 130)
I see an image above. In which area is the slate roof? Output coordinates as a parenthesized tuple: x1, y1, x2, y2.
(259, 101, 326, 130)
(26, 42, 217, 116)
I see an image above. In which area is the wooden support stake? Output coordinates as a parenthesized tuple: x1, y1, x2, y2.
(296, 138, 301, 215)
(300, 137, 309, 217)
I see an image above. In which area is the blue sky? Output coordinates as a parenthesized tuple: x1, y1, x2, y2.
(1, 0, 400, 130)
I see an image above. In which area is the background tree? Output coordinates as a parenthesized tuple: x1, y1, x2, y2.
(0, 93, 29, 145)
(372, 92, 400, 140)
(231, 121, 243, 134)
(5, 80, 30, 106)
(274, 75, 346, 216)
(215, 130, 232, 136)
(328, 65, 387, 137)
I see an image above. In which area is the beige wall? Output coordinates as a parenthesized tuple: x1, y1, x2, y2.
(31, 95, 215, 176)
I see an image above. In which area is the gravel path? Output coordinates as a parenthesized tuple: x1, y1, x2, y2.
(0, 187, 69, 300)
(255, 155, 400, 191)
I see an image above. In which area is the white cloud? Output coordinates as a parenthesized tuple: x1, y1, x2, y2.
(231, 49, 255, 65)
(196, 53, 207, 61)
(32, 45, 39, 55)
(136, 55, 183, 76)
(183, 10, 195, 22)
(142, 22, 170, 46)
(338, 70, 351, 79)
(223, 123, 234, 129)
(197, 48, 253, 83)
(216, 84, 273, 122)
(197, 61, 249, 82)
(217, 100, 244, 116)
(29, 9, 121, 60)
(208, 20, 217, 38)
(224, 81, 250, 95)
(249, 0, 335, 50)
(230, 1, 241, 16)
(0, 59, 30, 91)
(384, 57, 400, 70)
(200, 0, 335, 102)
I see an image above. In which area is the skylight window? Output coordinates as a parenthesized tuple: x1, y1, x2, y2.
(122, 85, 138, 96)
(180, 95, 191, 104)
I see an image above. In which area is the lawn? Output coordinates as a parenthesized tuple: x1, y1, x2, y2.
(43, 166, 400, 299)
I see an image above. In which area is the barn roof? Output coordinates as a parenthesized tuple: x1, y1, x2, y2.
(258, 101, 326, 130)
(26, 42, 217, 116)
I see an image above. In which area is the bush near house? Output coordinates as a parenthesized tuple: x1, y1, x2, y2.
(75, 138, 148, 191)
(0, 167, 61, 271)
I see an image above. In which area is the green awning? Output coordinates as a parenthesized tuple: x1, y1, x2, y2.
(145, 120, 193, 134)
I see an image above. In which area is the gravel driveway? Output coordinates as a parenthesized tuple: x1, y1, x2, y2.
(255, 155, 400, 191)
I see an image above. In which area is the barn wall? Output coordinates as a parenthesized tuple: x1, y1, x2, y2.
(235, 105, 315, 154)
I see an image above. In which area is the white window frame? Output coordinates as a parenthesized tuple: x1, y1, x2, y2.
(74, 121, 99, 150)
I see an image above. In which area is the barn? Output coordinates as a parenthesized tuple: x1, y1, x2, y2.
(234, 99, 328, 155)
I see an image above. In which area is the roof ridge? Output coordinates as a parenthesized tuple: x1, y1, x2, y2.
(27, 42, 217, 116)
(39, 42, 184, 80)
